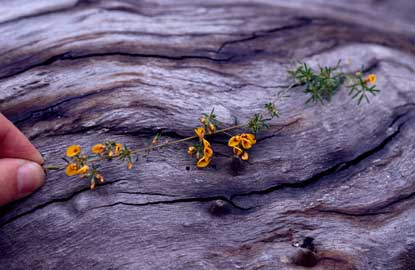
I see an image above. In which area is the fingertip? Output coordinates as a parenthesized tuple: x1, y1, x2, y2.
(0, 159, 45, 206)
(16, 161, 45, 196)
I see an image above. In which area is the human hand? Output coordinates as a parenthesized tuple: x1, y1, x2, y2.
(0, 114, 45, 206)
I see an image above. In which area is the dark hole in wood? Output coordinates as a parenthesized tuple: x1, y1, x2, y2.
(292, 237, 317, 267)
(208, 199, 231, 216)
(301, 237, 315, 251)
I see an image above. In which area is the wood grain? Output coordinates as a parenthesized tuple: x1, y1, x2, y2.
(0, 1, 414, 269)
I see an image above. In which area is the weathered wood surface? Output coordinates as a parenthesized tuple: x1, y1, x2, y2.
(0, 0, 414, 269)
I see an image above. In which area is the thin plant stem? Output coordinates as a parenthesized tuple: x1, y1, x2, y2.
(130, 123, 246, 154)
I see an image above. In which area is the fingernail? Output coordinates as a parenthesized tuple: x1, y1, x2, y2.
(34, 151, 44, 165)
(17, 162, 45, 195)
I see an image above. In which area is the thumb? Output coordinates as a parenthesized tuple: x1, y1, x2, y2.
(0, 158, 45, 206)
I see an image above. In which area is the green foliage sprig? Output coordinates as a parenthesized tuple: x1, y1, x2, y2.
(289, 62, 379, 104)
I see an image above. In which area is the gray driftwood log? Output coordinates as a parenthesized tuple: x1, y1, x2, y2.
(0, 1, 414, 269)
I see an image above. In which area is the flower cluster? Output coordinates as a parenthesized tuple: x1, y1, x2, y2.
(64, 141, 133, 189)
(228, 133, 256, 161)
(186, 110, 218, 168)
(199, 108, 219, 134)
(188, 126, 214, 168)
(91, 141, 133, 169)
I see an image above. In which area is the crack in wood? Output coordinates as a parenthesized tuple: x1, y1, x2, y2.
(215, 17, 313, 54)
(0, 51, 233, 81)
(230, 110, 412, 200)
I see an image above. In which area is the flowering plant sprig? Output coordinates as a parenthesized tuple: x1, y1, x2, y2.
(188, 126, 214, 168)
(62, 142, 134, 189)
(348, 71, 379, 104)
(44, 61, 380, 189)
(48, 109, 267, 188)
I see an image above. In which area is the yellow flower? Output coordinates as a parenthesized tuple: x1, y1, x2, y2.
(228, 133, 256, 149)
(233, 146, 249, 160)
(66, 145, 81, 157)
(201, 138, 213, 157)
(197, 156, 210, 168)
(195, 127, 205, 139)
(228, 135, 241, 147)
(365, 74, 377, 85)
(200, 117, 207, 124)
(204, 146, 213, 158)
(115, 143, 122, 156)
(128, 162, 133, 170)
(187, 146, 196, 155)
(241, 134, 256, 149)
(92, 144, 105, 154)
(241, 133, 256, 144)
(65, 163, 78, 176)
(233, 147, 243, 156)
(108, 151, 114, 158)
(241, 138, 253, 149)
(202, 138, 210, 148)
(77, 165, 89, 175)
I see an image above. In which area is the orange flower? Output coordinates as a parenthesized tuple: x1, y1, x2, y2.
(241, 138, 253, 149)
(233, 147, 243, 156)
(241, 134, 256, 149)
(201, 139, 213, 158)
(66, 145, 81, 157)
(77, 165, 89, 175)
(204, 146, 213, 158)
(195, 127, 205, 139)
(92, 144, 105, 154)
(228, 135, 241, 147)
(241, 133, 256, 144)
(233, 146, 249, 160)
(65, 163, 78, 176)
(128, 162, 133, 170)
(197, 156, 210, 168)
(202, 138, 210, 148)
(228, 133, 256, 149)
(365, 74, 376, 85)
(115, 143, 122, 156)
(108, 151, 114, 158)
